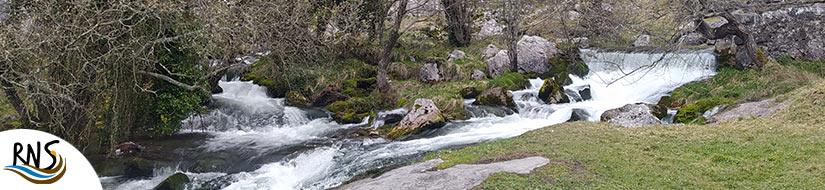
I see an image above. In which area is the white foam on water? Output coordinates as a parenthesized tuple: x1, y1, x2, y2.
(106, 49, 717, 190)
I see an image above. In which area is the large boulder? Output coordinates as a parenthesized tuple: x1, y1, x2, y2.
(537, 78, 570, 104)
(389, 99, 446, 139)
(154, 173, 190, 190)
(516, 35, 557, 74)
(600, 103, 667, 127)
(678, 32, 708, 46)
(473, 87, 517, 110)
(419, 63, 442, 83)
(481, 44, 500, 60)
(447, 50, 466, 62)
(485, 50, 511, 78)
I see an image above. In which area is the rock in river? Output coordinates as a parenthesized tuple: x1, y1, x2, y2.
(388, 99, 446, 139)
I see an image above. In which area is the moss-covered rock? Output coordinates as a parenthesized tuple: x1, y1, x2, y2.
(327, 97, 373, 124)
(473, 87, 517, 110)
(123, 157, 154, 178)
(488, 72, 529, 91)
(546, 46, 589, 83)
(538, 78, 570, 104)
(674, 98, 735, 124)
(154, 172, 190, 190)
(239, 58, 289, 98)
(285, 91, 310, 107)
(387, 99, 446, 139)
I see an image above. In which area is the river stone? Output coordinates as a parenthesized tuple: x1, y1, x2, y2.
(481, 44, 500, 60)
(447, 50, 466, 62)
(568, 108, 590, 122)
(538, 78, 570, 104)
(340, 157, 550, 190)
(473, 87, 517, 110)
(419, 63, 441, 83)
(390, 99, 446, 139)
(471, 69, 486, 80)
(600, 103, 667, 127)
(485, 50, 511, 78)
(516, 35, 557, 74)
(154, 172, 190, 190)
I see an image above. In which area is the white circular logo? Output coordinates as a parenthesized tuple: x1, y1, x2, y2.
(0, 129, 101, 189)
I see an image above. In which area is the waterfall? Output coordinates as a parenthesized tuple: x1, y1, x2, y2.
(103, 48, 717, 190)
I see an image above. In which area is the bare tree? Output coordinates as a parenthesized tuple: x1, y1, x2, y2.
(377, 0, 411, 92)
(441, 0, 474, 46)
(502, 0, 524, 72)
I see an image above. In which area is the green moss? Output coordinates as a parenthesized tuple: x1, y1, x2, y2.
(342, 78, 376, 97)
(285, 91, 310, 107)
(674, 97, 735, 125)
(154, 172, 190, 190)
(488, 72, 529, 91)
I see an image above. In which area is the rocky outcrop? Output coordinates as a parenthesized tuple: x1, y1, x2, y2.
(389, 99, 446, 139)
(481, 44, 500, 60)
(738, 3, 825, 60)
(685, 2, 825, 68)
(601, 103, 667, 127)
(473, 87, 517, 110)
(538, 78, 570, 104)
(154, 173, 190, 190)
(447, 50, 466, 62)
(485, 50, 511, 78)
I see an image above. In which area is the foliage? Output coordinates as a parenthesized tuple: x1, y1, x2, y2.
(673, 97, 734, 124)
(145, 45, 208, 136)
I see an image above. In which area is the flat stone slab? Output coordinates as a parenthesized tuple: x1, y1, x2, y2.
(707, 98, 788, 124)
(340, 156, 550, 190)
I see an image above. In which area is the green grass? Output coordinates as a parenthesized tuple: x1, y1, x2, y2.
(425, 80, 825, 189)
(670, 58, 823, 123)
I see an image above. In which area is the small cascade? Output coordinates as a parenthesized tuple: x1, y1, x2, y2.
(104, 48, 718, 190)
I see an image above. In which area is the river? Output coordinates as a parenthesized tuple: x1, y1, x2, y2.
(100, 48, 717, 190)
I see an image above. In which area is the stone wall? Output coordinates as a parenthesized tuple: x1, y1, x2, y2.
(736, 2, 825, 60)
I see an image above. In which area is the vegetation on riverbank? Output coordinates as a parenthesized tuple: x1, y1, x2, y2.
(671, 58, 825, 124)
(427, 79, 825, 189)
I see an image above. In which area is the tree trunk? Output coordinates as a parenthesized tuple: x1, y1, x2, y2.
(441, 0, 472, 46)
(503, 0, 522, 72)
(377, 0, 410, 92)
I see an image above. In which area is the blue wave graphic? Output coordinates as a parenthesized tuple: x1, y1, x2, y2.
(4, 165, 56, 179)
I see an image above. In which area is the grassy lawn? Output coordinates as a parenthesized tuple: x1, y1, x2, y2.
(426, 80, 825, 189)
